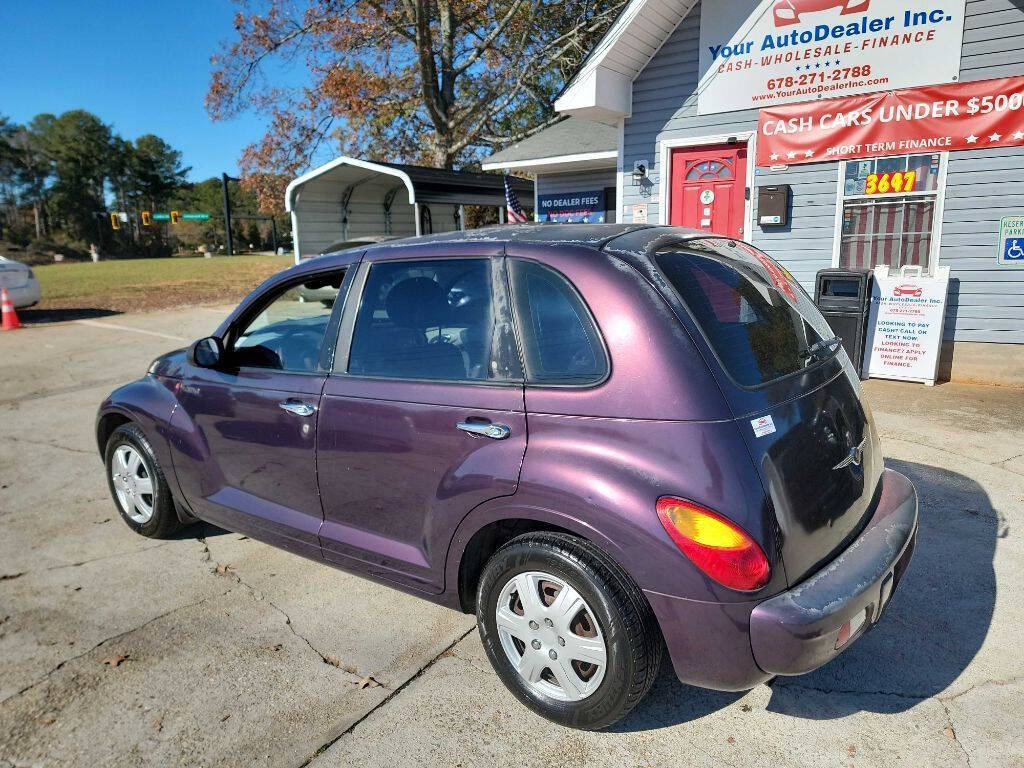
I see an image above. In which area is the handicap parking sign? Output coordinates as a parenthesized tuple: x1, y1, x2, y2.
(998, 217, 1024, 267)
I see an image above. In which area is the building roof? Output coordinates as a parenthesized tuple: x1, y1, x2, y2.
(555, 0, 697, 122)
(481, 118, 618, 173)
(285, 156, 534, 211)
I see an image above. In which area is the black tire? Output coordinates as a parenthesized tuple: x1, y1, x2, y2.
(476, 532, 662, 730)
(104, 423, 182, 539)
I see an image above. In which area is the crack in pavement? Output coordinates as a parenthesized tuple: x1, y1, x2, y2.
(231, 571, 341, 671)
(0, 434, 96, 456)
(41, 541, 179, 573)
(298, 625, 476, 768)
(941, 699, 973, 768)
(197, 536, 356, 676)
(0, 590, 233, 706)
(772, 675, 1023, 705)
(0, 375, 134, 407)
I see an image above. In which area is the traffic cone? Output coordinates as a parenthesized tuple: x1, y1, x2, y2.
(1, 287, 21, 331)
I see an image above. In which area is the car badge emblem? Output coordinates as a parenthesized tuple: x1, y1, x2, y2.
(832, 437, 867, 470)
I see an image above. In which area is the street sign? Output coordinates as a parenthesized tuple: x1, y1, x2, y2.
(152, 213, 170, 221)
(181, 212, 211, 221)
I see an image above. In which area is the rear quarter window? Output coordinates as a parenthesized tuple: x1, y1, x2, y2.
(655, 240, 834, 387)
(508, 259, 608, 385)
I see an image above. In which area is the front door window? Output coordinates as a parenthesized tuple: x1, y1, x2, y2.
(232, 273, 343, 372)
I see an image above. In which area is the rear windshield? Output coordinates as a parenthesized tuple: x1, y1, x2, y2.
(655, 239, 835, 387)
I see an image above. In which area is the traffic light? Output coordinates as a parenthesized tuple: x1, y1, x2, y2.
(141, 211, 152, 227)
(110, 212, 120, 231)
(170, 210, 181, 224)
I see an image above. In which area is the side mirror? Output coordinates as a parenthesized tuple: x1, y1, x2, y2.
(188, 336, 224, 368)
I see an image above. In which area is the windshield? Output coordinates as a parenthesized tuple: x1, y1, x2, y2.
(655, 239, 836, 387)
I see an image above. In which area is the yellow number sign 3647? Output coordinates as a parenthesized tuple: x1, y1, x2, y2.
(865, 171, 918, 195)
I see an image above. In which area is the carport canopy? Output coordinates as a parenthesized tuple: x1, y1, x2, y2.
(285, 156, 535, 259)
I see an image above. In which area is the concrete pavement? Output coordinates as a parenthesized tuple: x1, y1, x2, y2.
(1, 306, 1021, 767)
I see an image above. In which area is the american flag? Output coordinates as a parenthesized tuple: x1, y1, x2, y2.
(504, 175, 529, 224)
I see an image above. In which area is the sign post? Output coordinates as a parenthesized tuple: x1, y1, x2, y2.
(863, 265, 950, 385)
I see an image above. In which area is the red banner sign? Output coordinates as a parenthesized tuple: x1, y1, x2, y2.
(756, 76, 1024, 166)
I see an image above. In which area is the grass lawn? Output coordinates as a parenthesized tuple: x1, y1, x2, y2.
(32, 253, 294, 313)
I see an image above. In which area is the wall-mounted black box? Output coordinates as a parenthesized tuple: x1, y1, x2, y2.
(757, 185, 790, 227)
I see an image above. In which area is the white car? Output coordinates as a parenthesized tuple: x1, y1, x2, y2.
(0, 256, 41, 308)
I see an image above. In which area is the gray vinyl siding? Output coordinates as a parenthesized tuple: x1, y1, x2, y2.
(536, 169, 619, 222)
(939, 145, 1024, 343)
(623, 0, 1024, 343)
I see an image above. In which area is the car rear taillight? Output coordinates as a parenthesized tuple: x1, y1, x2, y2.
(656, 497, 771, 591)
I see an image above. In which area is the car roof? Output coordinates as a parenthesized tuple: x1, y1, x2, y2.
(341, 223, 709, 258)
(282, 224, 715, 281)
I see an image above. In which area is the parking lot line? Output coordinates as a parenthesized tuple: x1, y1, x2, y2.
(74, 318, 187, 342)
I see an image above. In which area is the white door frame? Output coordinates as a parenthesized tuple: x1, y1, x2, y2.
(656, 131, 756, 238)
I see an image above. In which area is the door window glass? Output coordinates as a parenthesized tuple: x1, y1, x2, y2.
(348, 259, 496, 381)
(839, 153, 942, 272)
(232, 272, 343, 372)
(508, 260, 607, 385)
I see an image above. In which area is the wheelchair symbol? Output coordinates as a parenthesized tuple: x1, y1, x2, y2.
(1006, 239, 1024, 261)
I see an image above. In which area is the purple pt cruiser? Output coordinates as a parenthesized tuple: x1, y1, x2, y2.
(97, 225, 917, 729)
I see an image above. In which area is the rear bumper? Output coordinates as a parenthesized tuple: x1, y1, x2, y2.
(749, 468, 918, 676)
(5, 281, 41, 308)
(646, 468, 917, 690)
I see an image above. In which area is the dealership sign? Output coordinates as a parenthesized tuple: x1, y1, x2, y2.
(863, 265, 950, 385)
(756, 76, 1024, 166)
(537, 191, 606, 223)
(697, 0, 966, 115)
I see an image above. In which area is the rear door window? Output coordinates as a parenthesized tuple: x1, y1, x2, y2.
(655, 240, 835, 387)
(508, 259, 608, 385)
(347, 258, 500, 381)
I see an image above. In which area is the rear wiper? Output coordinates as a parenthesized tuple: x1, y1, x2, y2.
(800, 336, 842, 363)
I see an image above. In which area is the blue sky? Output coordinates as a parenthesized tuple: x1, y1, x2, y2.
(0, 1, 307, 181)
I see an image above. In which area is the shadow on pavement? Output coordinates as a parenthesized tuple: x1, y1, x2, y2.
(170, 519, 233, 540)
(18, 307, 122, 324)
(615, 458, 1000, 729)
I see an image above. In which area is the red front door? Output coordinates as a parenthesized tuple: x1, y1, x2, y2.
(669, 144, 747, 238)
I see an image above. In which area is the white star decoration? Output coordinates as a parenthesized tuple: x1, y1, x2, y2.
(1014, 131, 1024, 141)
(804, 150, 814, 157)
(786, 151, 797, 159)
(989, 132, 1002, 142)
(965, 134, 979, 144)
(770, 153, 779, 161)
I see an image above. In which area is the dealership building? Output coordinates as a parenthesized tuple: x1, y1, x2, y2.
(484, 0, 1024, 385)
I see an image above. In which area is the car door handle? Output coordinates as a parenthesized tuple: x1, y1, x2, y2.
(279, 400, 316, 417)
(457, 421, 511, 440)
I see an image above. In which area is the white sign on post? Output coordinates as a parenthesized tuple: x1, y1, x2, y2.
(697, 0, 967, 115)
(863, 265, 950, 385)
